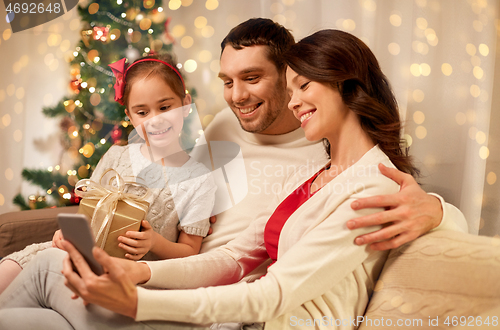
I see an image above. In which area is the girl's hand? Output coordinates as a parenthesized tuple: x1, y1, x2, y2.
(52, 229, 65, 250)
(118, 220, 156, 260)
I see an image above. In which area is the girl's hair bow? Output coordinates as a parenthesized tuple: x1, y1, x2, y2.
(108, 58, 186, 106)
(108, 58, 128, 106)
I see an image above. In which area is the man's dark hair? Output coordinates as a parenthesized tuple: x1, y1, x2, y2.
(221, 18, 295, 73)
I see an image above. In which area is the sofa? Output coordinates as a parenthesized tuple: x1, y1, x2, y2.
(1, 207, 500, 329)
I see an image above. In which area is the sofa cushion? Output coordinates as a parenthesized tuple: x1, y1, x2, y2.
(0, 206, 78, 257)
(359, 231, 500, 329)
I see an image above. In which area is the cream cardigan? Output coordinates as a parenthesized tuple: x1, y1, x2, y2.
(136, 146, 406, 328)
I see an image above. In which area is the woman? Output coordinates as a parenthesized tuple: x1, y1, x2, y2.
(0, 30, 417, 329)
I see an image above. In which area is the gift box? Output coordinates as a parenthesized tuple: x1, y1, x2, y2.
(78, 198, 149, 259)
(75, 169, 150, 259)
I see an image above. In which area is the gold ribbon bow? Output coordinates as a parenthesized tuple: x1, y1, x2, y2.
(74, 169, 150, 249)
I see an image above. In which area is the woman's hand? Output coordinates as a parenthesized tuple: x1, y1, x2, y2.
(118, 220, 157, 260)
(52, 229, 65, 249)
(61, 240, 150, 318)
(347, 163, 442, 250)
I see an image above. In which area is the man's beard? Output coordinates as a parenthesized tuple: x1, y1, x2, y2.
(234, 78, 287, 134)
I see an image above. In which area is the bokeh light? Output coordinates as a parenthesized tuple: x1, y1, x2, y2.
(13, 130, 22, 142)
(342, 19, 356, 31)
(478, 44, 489, 56)
(388, 42, 400, 55)
(5, 168, 14, 181)
(416, 17, 428, 30)
(420, 63, 431, 76)
(413, 111, 425, 124)
(270, 3, 284, 14)
(172, 25, 186, 38)
(470, 85, 481, 98)
(15, 87, 25, 100)
(473, 66, 484, 79)
(205, 0, 219, 10)
(466, 43, 476, 56)
(390, 14, 402, 27)
(361, 0, 376, 11)
(88, 3, 99, 14)
(195, 16, 207, 28)
(455, 112, 466, 125)
(181, 36, 194, 48)
(184, 59, 197, 72)
(169, 0, 182, 10)
(473, 20, 483, 32)
(201, 25, 215, 38)
(471, 55, 481, 67)
(2, 114, 11, 127)
(415, 126, 427, 139)
(476, 131, 486, 144)
(479, 146, 489, 159)
(3, 29, 12, 40)
(403, 134, 413, 147)
(441, 63, 452, 76)
(210, 59, 220, 73)
(487, 172, 497, 185)
(199, 50, 212, 63)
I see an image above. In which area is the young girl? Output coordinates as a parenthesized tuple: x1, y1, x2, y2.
(0, 54, 216, 293)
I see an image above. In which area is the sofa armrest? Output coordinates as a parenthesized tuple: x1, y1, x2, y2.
(360, 231, 500, 329)
(0, 206, 78, 258)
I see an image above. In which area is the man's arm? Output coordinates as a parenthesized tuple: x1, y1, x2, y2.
(346, 163, 468, 250)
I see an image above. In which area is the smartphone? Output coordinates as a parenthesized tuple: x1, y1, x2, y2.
(57, 213, 104, 275)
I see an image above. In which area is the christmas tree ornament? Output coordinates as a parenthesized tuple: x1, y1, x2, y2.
(93, 26, 110, 42)
(70, 189, 81, 204)
(81, 30, 92, 47)
(70, 79, 82, 93)
(125, 45, 140, 62)
(111, 125, 123, 143)
(60, 117, 75, 132)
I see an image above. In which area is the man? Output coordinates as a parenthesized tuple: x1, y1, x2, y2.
(0, 18, 467, 329)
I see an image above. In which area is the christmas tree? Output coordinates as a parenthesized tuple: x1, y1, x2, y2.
(14, 0, 187, 210)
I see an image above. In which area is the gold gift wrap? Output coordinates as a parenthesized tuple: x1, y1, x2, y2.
(74, 169, 151, 259)
(78, 198, 149, 258)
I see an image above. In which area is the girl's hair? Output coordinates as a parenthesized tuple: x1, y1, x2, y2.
(283, 29, 419, 177)
(122, 54, 186, 107)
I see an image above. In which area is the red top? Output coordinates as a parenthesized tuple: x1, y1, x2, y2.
(264, 168, 325, 267)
